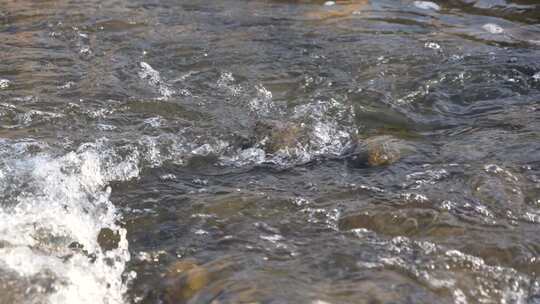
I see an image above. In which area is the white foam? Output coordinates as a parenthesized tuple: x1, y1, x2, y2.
(482, 23, 504, 34)
(217, 71, 243, 96)
(0, 79, 11, 89)
(380, 237, 533, 303)
(58, 81, 75, 89)
(220, 147, 266, 167)
(292, 99, 354, 157)
(139, 62, 175, 100)
(0, 141, 139, 304)
(220, 99, 354, 167)
(413, 1, 441, 11)
(309, 120, 350, 156)
(424, 42, 441, 50)
(248, 84, 275, 116)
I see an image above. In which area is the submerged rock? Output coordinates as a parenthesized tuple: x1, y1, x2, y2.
(338, 208, 440, 236)
(471, 164, 525, 214)
(254, 119, 306, 154)
(344, 135, 416, 167)
(163, 260, 210, 304)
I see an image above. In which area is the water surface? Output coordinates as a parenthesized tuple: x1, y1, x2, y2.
(1, 0, 540, 303)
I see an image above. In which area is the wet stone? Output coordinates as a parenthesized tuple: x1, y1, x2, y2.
(254, 119, 307, 154)
(163, 260, 209, 304)
(97, 228, 121, 252)
(344, 135, 415, 167)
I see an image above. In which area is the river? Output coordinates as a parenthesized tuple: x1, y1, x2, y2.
(0, 0, 540, 303)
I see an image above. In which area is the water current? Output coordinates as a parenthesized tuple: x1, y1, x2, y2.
(1, 0, 540, 303)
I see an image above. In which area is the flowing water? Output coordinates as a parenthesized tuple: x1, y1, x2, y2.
(1, 0, 540, 303)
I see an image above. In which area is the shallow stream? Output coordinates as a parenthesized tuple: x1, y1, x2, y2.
(1, 0, 540, 303)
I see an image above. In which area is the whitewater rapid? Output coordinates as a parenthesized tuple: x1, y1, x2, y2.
(0, 140, 137, 304)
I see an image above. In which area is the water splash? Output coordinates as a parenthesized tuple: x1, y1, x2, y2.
(139, 62, 175, 100)
(0, 141, 139, 304)
(0, 79, 11, 89)
(413, 1, 441, 11)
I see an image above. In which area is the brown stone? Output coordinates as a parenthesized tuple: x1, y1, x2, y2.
(97, 228, 120, 252)
(254, 120, 305, 154)
(163, 260, 209, 304)
(366, 136, 404, 166)
(346, 135, 415, 167)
